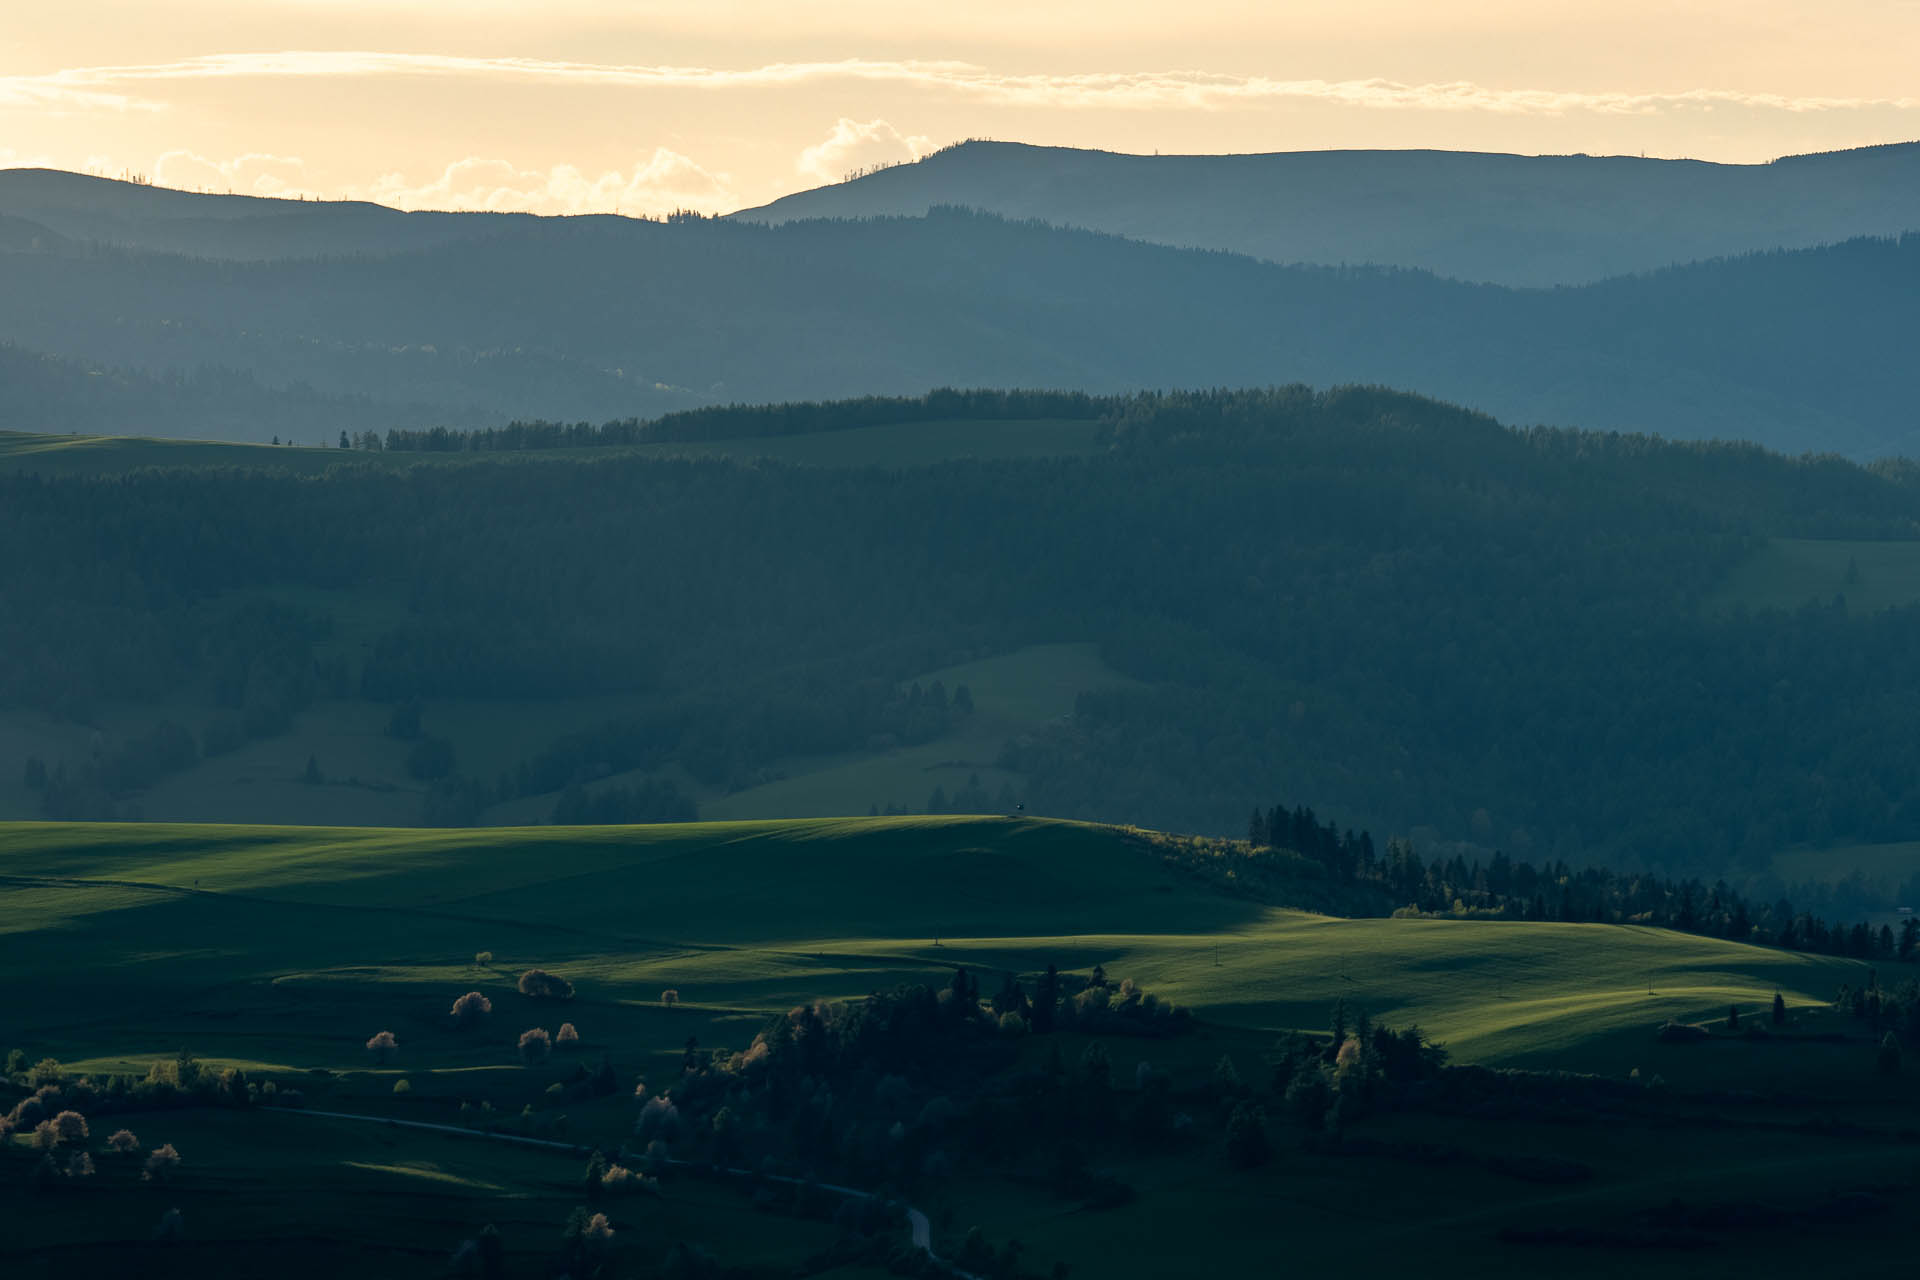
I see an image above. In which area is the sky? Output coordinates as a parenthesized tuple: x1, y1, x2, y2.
(5, 0, 1920, 216)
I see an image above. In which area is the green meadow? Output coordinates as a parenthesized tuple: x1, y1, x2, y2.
(7, 816, 1916, 1276)
(1708, 536, 1920, 615)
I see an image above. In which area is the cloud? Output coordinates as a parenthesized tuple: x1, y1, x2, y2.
(357, 148, 733, 215)
(153, 150, 315, 197)
(5, 52, 1919, 118)
(796, 118, 932, 182)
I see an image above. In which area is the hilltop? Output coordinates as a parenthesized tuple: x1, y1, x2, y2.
(733, 139, 1920, 286)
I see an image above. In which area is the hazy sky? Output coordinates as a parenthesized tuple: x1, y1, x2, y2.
(6, 0, 1919, 215)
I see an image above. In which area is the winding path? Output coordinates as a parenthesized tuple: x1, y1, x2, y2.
(268, 1107, 967, 1274)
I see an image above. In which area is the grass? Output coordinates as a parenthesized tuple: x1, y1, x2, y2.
(0, 640, 1129, 829)
(4, 814, 1915, 1275)
(1708, 537, 1920, 615)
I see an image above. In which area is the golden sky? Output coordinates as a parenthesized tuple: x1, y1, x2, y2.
(5, 0, 1919, 214)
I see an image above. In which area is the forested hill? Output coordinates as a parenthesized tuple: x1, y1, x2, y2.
(1, 205, 1917, 455)
(9, 386, 1920, 890)
(733, 139, 1920, 286)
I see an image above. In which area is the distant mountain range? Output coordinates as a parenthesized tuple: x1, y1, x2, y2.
(735, 140, 1920, 287)
(2, 161, 1917, 455)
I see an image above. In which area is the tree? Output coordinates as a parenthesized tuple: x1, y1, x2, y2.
(1879, 1032, 1902, 1076)
(519, 1028, 552, 1065)
(1032, 965, 1058, 1034)
(339, 431, 350, 450)
(660, 989, 680, 1007)
(1902, 917, 1919, 962)
(451, 991, 493, 1025)
(518, 969, 575, 1001)
(143, 1143, 182, 1183)
(1727, 1004, 1740, 1031)
(53, 1110, 88, 1145)
(108, 1129, 140, 1155)
(366, 1030, 398, 1063)
(557, 1022, 580, 1049)
(303, 755, 322, 785)
(1225, 1102, 1271, 1168)
(1772, 991, 1787, 1026)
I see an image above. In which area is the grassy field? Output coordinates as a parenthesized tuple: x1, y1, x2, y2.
(5, 816, 1914, 1276)
(0, 417, 1104, 476)
(0, 641, 1128, 830)
(1709, 536, 1920, 614)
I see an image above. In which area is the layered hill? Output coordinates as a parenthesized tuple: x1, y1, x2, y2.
(735, 139, 1920, 286)
(1, 199, 1916, 454)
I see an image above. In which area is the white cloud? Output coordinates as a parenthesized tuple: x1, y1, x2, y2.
(153, 150, 315, 197)
(355, 148, 733, 215)
(796, 118, 932, 183)
(5, 52, 1919, 118)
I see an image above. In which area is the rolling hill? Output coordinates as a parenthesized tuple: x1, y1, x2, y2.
(7, 816, 1916, 1278)
(2, 198, 1918, 453)
(733, 139, 1920, 286)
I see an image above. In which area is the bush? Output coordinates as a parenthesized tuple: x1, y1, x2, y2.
(557, 1022, 580, 1049)
(366, 1030, 398, 1063)
(393, 1078, 413, 1095)
(661, 989, 680, 1007)
(108, 1129, 140, 1155)
(518, 969, 575, 1001)
(143, 1143, 182, 1183)
(474, 951, 493, 967)
(519, 1028, 553, 1065)
(450, 991, 493, 1025)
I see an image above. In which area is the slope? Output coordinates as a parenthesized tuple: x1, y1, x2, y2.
(734, 139, 1920, 286)
(0, 817, 1868, 1077)
(4, 208, 1915, 454)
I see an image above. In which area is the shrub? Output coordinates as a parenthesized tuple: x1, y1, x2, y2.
(660, 989, 680, 1007)
(450, 991, 493, 1025)
(519, 1028, 553, 1065)
(108, 1129, 140, 1155)
(518, 969, 575, 1001)
(556, 1022, 580, 1049)
(393, 1078, 413, 1095)
(143, 1143, 182, 1183)
(584, 1212, 614, 1245)
(53, 1110, 88, 1145)
(366, 1030, 399, 1063)
(474, 951, 493, 967)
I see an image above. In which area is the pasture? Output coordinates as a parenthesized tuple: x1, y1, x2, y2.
(5, 815, 1916, 1276)
(1708, 536, 1920, 615)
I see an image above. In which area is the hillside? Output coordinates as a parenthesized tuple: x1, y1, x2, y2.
(3, 195, 1919, 453)
(12, 388, 1920, 885)
(0, 167, 538, 260)
(734, 139, 1920, 286)
(7, 816, 1917, 1278)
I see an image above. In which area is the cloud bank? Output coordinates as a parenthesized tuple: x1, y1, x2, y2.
(146, 147, 734, 215)
(7, 52, 1919, 118)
